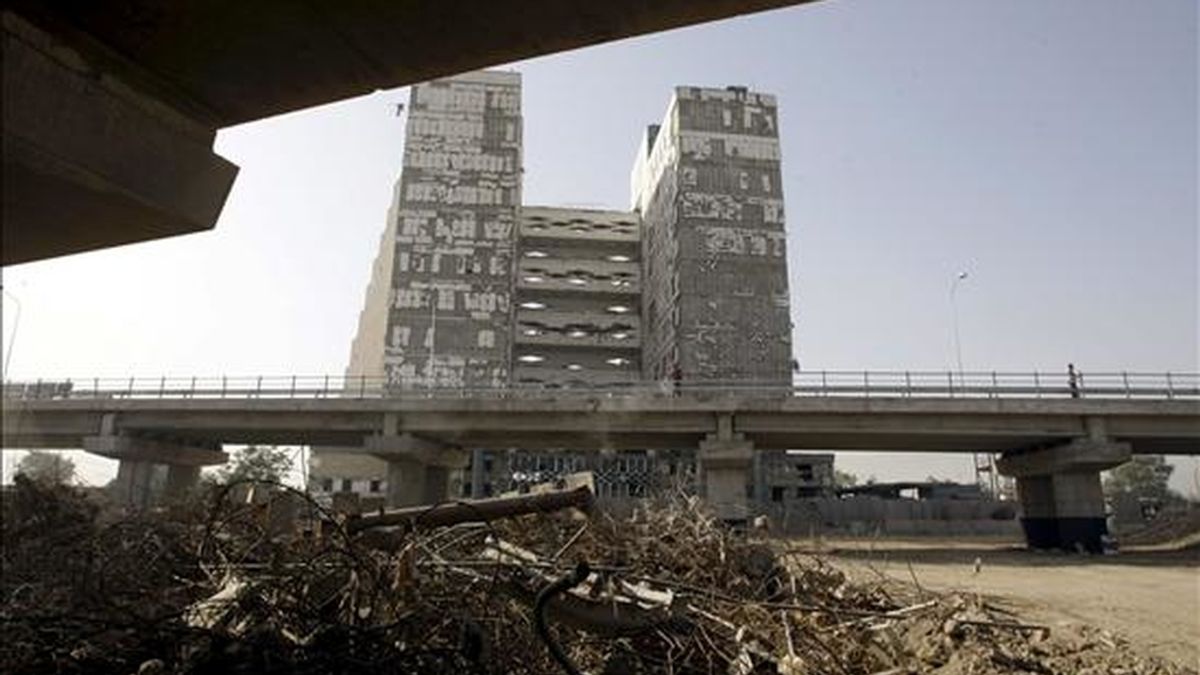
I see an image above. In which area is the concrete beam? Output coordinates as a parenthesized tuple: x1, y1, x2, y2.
(997, 438, 1131, 478)
(6, 395, 1195, 456)
(363, 432, 468, 468)
(83, 435, 227, 467)
(2, 11, 237, 264)
(9, 1, 819, 127)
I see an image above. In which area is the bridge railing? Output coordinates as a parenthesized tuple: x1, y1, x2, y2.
(2, 371, 1197, 401)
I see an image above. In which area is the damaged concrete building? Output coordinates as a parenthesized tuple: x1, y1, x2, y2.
(311, 70, 808, 511)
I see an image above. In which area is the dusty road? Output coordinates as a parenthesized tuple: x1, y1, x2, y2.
(803, 538, 1199, 670)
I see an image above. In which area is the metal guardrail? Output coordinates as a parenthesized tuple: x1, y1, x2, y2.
(2, 371, 1197, 401)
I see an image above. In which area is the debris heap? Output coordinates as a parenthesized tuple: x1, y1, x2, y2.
(1, 477, 1190, 674)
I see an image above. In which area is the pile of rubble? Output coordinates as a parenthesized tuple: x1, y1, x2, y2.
(1, 476, 1190, 674)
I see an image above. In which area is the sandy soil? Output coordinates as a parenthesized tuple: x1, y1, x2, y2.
(794, 537, 1199, 670)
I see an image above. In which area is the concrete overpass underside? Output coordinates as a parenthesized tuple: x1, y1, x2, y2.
(3, 0, 818, 264)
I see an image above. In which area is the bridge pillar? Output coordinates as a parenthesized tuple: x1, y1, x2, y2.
(468, 448, 488, 498)
(112, 460, 157, 508)
(84, 434, 226, 508)
(699, 414, 754, 521)
(365, 433, 466, 507)
(164, 464, 202, 500)
(384, 458, 452, 507)
(997, 436, 1130, 553)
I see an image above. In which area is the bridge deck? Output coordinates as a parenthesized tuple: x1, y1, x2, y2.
(3, 375, 1197, 456)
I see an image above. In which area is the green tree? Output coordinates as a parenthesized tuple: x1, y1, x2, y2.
(15, 451, 75, 485)
(833, 469, 858, 488)
(211, 446, 293, 484)
(1104, 456, 1175, 502)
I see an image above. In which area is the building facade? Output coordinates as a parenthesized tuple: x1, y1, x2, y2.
(311, 70, 521, 492)
(311, 72, 818, 507)
(633, 86, 793, 385)
(512, 206, 642, 388)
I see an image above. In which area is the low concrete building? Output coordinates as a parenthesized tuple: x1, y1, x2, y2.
(768, 480, 1019, 537)
(757, 451, 835, 502)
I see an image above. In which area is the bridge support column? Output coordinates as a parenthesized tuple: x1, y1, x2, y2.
(699, 415, 754, 522)
(365, 433, 466, 507)
(85, 434, 226, 508)
(998, 435, 1130, 553)
(164, 464, 202, 500)
(112, 460, 157, 508)
(468, 449, 488, 498)
(384, 458, 451, 507)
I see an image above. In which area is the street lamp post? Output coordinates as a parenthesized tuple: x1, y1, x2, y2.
(949, 271, 995, 494)
(2, 285, 22, 379)
(949, 271, 968, 387)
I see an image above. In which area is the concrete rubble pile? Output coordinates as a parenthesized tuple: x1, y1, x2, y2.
(1, 475, 1191, 675)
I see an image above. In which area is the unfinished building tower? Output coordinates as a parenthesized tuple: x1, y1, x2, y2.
(312, 71, 522, 505)
(633, 86, 792, 385)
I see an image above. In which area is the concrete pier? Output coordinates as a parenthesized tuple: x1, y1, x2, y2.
(84, 434, 226, 508)
(164, 465, 202, 500)
(698, 415, 754, 521)
(998, 432, 1131, 553)
(365, 432, 466, 507)
(111, 460, 157, 508)
(384, 458, 451, 507)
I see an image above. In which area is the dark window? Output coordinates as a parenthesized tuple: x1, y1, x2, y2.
(340, 478, 352, 492)
(369, 479, 381, 493)
(771, 487, 786, 502)
(321, 478, 333, 492)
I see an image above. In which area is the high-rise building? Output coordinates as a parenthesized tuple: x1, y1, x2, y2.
(311, 70, 521, 494)
(312, 73, 812, 511)
(633, 86, 792, 385)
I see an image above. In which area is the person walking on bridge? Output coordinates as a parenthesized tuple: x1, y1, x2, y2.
(1067, 363, 1080, 398)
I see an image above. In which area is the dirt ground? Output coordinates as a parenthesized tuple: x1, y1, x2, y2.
(793, 536, 1200, 670)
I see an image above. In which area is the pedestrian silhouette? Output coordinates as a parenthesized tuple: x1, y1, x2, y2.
(1067, 363, 1080, 398)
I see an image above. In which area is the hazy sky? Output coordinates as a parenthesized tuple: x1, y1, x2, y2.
(3, 0, 1197, 492)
